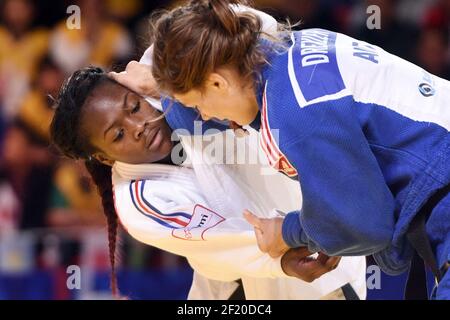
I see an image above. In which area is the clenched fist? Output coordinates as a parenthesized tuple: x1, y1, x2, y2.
(281, 247, 341, 283)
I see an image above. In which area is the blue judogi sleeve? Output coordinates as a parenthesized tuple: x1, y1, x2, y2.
(280, 97, 396, 256)
(162, 97, 229, 134)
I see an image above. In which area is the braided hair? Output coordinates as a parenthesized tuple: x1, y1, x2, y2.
(50, 67, 120, 296)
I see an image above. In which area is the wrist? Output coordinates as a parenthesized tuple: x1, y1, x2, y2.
(143, 83, 159, 98)
(282, 211, 307, 248)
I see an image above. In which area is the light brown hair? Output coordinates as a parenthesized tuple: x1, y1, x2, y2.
(151, 0, 270, 95)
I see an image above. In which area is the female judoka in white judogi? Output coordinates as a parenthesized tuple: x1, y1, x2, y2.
(112, 128, 367, 299)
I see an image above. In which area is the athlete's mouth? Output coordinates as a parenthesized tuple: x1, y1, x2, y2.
(145, 127, 162, 150)
(144, 126, 156, 147)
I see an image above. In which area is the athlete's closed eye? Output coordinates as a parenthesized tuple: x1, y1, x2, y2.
(131, 101, 141, 114)
(113, 128, 124, 142)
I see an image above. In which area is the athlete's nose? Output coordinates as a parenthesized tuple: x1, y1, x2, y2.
(133, 121, 147, 140)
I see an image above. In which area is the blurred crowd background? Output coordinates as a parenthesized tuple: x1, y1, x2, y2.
(0, 0, 447, 299)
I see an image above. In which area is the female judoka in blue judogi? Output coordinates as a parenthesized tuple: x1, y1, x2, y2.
(128, 0, 450, 299)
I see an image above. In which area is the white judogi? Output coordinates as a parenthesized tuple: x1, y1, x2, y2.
(112, 130, 367, 299)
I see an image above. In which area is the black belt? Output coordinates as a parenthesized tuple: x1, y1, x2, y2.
(404, 183, 450, 299)
(227, 280, 360, 300)
(341, 283, 360, 300)
(228, 279, 245, 300)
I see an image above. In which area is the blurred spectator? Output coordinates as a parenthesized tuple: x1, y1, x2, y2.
(397, 0, 436, 27)
(415, 28, 450, 80)
(105, 0, 143, 27)
(0, 170, 20, 235)
(351, 0, 419, 61)
(50, 0, 133, 73)
(423, 0, 450, 30)
(47, 160, 105, 228)
(254, 0, 344, 31)
(0, 107, 4, 149)
(0, 120, 54, 230)
(17, 56, 63, 142)
(0, 0, 49, 120)
(133, 0, 180, 57)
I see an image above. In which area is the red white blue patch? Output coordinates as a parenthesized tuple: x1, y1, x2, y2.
(129, 180, 191, 229)
(171, 204, 225, 241)
(129, 180, 225, 240)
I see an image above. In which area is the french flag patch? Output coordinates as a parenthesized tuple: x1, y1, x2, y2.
(172, 204, 225, 241)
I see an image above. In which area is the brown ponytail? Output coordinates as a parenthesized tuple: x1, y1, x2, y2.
(151, 0, 268, 94)
(208, 0, 241, 35)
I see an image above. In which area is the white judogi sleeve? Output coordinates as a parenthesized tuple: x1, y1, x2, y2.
(112, 162, 287, 282)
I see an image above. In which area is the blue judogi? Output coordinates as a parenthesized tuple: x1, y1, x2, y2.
(162, 29, 450, 299)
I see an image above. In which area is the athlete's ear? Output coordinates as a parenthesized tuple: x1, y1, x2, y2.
(91, 153, 115, 167)
(206, 72, 229, 93)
